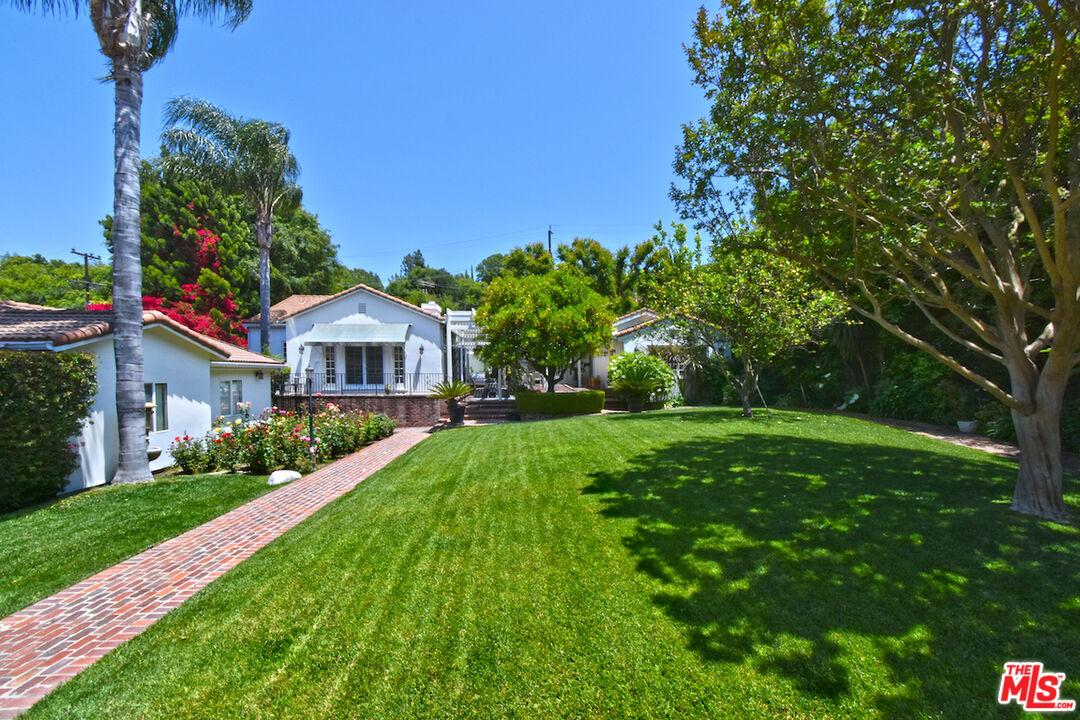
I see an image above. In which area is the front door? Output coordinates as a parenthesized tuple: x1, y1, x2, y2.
(345, 346, 365, 385)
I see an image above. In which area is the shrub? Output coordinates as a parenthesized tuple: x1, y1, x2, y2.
(167, 406, 398, 475)
(171, 434, 211, 474)
(0, 351, 97, 514)
(870, 352, 963, 425)
(515, 390, 605, 416)
(609, 352, 676, 401)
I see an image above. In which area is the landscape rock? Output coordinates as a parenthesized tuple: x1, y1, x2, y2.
(267, 470, 302, 486)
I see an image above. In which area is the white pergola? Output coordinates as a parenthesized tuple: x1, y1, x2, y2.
(444, 309, 504, 399)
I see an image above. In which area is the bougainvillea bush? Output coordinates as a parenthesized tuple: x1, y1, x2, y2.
(169, 404, 396, 475)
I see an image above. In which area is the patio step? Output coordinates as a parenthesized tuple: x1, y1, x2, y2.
(462, 398, 517, 422)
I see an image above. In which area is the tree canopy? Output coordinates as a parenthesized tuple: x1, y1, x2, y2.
(672, 0, 1080, 522)
(476, 269, 614, 393)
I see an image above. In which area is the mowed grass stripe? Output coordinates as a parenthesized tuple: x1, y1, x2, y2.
(26, 409, 1080, 719)
(0, 473, 276, 618)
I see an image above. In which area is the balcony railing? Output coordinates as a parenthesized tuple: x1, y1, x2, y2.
(280, 372, 444, 396)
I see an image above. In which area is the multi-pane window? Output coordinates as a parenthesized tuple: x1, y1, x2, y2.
(144, 383, 168, 432)
(218, 380, 243, 420)
(324, 347, 337, 385)
(393, 345, 405, 385)
(365, 346, 383, 385)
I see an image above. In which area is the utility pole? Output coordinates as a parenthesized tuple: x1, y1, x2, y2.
(548, 226, 553, 257)
(70, 248, 105, 309)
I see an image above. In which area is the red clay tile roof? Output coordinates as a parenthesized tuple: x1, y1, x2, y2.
(197, 333, 283, 365)
(614, 307, 657, 323)
(0, 306, 282, 366)
(0, 300, 66, 311)
(614, 315, 665, 337)
(245, 284, 443, 324)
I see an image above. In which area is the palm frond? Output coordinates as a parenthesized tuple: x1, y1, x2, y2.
(3, 0, 81, 15)
(177, 0, 251, 29)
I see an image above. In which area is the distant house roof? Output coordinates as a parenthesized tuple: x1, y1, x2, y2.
(614, 315, 666, 338)
(614, 312, 716, 339)
(0, 304, 282, 366)
(245, 284, 443, 325)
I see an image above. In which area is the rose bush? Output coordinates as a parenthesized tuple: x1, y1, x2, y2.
(169, 404, 396, 475)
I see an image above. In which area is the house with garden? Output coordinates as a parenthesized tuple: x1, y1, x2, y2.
(0, 301, 282, 490)
(244, 283, 448, 394)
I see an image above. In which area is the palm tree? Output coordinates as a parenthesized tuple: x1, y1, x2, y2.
(159, 98, 301, 355)
(9, 1, 251, 484)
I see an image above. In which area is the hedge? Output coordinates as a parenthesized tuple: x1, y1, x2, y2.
(0, 351, 97, 514)
(515, 390, 605, 416)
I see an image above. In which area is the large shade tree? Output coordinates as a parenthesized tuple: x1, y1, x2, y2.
(9, 0, 250, 484)
(476, 269, 614, 393)
(160, 96, 300, 354)
(672, 1, 1080, 523)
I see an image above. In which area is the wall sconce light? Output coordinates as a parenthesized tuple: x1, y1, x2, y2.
(418, 345, 424, 356)
(255, 371, 264, 380)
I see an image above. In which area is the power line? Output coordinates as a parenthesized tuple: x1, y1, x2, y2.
(70, 248, 107, 309)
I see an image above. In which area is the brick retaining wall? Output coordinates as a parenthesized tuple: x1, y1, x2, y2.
(278, 394, 441, 427)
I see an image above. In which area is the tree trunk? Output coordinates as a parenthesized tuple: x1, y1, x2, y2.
(255, 217, 273, 355)
(544, 367, 560, 393)
(1009, 354, 1072, 524)
(737, 357, 757, 418)
(110, 52, 152, 485)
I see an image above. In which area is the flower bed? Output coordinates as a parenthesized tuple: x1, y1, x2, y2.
(170, 404, 397, 474)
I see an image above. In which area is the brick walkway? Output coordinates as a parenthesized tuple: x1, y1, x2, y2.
(0, 427, 429, 719)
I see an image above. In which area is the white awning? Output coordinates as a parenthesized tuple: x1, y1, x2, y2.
(306, 323, 410, 344)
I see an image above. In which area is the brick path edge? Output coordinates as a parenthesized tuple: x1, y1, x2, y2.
(0, 427, 430, 719)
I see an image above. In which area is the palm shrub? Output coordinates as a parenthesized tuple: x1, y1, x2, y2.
(609, 352, 675, 403)
(430, 380, 473, 425)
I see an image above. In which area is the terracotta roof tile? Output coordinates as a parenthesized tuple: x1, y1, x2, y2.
(245, 284, 443, 324)
(0, 300, 65, 311)
(0, 306, 282, 366)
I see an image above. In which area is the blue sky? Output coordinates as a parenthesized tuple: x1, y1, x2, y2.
(0, 1, 708, 284)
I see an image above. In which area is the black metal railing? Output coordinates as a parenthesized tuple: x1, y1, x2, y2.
(281, 372, 445, 396)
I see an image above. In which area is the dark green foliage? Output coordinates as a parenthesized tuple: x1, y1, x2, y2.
(333, 266, 383, 291)
(608, 352, 675, 401)
(0, 351, 96, 513)
(474, 253, 507, 283)
(504, 242, 555, 277)
(385, 264, 484, 310)
(0, 254, 111, 309)
(515, 390, 605, 415)
(870, 353, 962, 425)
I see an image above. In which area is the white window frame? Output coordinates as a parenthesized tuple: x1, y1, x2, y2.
(144, 382, 168, 432)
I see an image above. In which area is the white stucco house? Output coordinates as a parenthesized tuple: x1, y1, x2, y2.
(579, 308, 722, 388)
(0, 301, 283, 491)
(244, 284, 449, 395)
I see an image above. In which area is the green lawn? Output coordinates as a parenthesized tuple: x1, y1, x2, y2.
(0, 473, 275, 618)
(27, 409, 1080, 719)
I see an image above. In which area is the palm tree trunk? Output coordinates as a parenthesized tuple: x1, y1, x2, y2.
(255, 217, 272, 355)
(110, 51, 152, 485)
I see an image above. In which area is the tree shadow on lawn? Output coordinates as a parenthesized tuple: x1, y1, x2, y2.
(584, 426, 1080, 717)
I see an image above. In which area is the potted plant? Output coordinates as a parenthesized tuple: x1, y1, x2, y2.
(608, 352, 674, 413)
(430, 380, 473, 426)
(613, 369, 660, 414)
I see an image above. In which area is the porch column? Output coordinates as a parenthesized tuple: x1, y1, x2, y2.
(445, 320, 453, 382)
